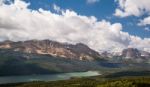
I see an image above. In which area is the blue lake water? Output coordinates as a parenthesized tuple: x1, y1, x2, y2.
(0, 71, 101, 84)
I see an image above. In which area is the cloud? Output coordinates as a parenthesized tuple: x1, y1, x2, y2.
(114, 0, 150, 17)
(138, 16, 150, 26)
(86, 0, 100, 4)
(130, 37, 150, 52)
(53, 4, 61, 13)
(0, 0, 149, 52)
(0, 0, 3, 5)
(115, 0, 150, 33)
(144, 27, 150, 32)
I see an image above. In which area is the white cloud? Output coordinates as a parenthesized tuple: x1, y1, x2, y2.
(144, 27, 150, 32)
(114, 0, 150, 17)
(53, 4, 61, 13)
(138, 16, 150, 26)
(115, 0, 150, 32)
(0, 0, 3, 5)
(86, 0, 99, 4)
(0, 0, 149, 52)
(130, 37, 150, 52)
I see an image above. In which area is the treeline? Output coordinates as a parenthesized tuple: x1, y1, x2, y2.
(97, 77, 150, 87)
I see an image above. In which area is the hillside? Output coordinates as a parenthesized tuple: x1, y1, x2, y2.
(0, 40, 101, 61)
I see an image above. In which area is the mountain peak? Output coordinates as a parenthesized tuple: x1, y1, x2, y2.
(122, 48, 141, 59)
(0, 40, 102, 61)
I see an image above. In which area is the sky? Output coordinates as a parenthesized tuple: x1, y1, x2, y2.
(0, 0, 150, 52)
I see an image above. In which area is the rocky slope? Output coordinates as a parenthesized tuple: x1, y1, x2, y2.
(0, 40, 101, 61)
(121, 48, 150, 59)
(121, 48, 141, 59)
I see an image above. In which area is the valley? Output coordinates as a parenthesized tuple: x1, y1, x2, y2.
(0, 0, 150, 86)
(0, 40, 149, 87)
(0, 71, 149, 87)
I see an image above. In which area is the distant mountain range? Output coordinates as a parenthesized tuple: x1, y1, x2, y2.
(101, 48, 150, 63)
(0, 40, 149, 61)
(122, 48, 150, 59)
(0, 40, 101, 61)
(0, 40, 149, 76)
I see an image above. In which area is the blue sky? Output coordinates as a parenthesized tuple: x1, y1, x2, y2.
(0, 0, 150, 52)
(22, 0, 150, 38)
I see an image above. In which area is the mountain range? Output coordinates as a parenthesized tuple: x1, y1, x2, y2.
(0, 40, 149, 76)
(0, 40, 101, 61)
(0, 40, 149, 61)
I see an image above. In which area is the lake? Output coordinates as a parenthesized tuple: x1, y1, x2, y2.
(0, 71, 100, 84)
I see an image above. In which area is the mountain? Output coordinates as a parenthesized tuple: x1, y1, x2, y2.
(118, 48, 150, 63)
(0, 40, 149, 76)
(102, 48, 150, 64)
(0, 40, 121, 76)
(0, 48, 107, 76)
(121, 48, 150, 59)
(140, 51, 150, 59)
(121, 48, 141, 59)
(101, 51, 113, 58)
(0, 40, 101, 61)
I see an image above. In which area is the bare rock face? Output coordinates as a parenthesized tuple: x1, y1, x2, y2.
(121, 48, 141, 59)
(140, 51, 150, 59)
(0, 40, 101, 61)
